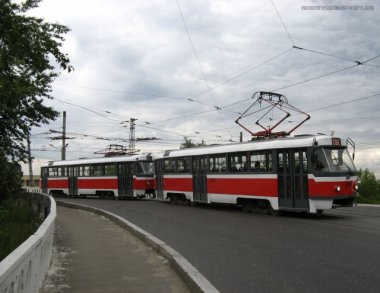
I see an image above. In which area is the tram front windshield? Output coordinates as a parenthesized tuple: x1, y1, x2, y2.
(313, 147, 356, 173)
(139, 161, 154, 175)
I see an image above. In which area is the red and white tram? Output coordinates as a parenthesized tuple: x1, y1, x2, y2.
(41, 154, 154, 199)
(153, 134, 358, 215)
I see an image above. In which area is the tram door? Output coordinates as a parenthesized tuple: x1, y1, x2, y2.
(277, 149, 309, 210)
(68, 166, 78, 196)
(155, 160, 164, 199)
(118, 163, 134, 197)
(192, 156, 208, 203)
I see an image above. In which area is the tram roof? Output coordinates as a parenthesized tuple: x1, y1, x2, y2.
(42, 153, 151, 167)
(153, 134, 347, 159)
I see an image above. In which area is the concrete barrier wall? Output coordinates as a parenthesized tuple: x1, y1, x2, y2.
(0, 194, 56, 293)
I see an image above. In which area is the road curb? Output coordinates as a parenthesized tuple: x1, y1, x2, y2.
(56, 200, 219, 293)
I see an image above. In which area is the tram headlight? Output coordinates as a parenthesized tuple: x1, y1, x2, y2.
(335, 185, 341, 192)
(354, 183, 359, 191)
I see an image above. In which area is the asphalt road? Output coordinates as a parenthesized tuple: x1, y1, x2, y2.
(58, 198, 380, 293)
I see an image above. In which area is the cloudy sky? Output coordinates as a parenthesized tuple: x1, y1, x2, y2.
(25, 0, 380, 175)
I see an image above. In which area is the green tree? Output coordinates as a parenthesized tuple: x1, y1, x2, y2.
(357, 169, 380, 204)
(180, 136, 207, 149)
(0, 0, 73, 161)
(0, 151, 22, 200)
(0, 0, 72, 200)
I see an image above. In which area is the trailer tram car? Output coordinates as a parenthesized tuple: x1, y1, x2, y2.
(153, 134, 359, 215)
(41, 154, 154, 199)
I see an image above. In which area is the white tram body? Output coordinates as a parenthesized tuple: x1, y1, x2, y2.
(41, 154, 154, 199)
(153, 134, 358, 214)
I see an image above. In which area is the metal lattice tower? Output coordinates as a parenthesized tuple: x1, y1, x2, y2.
(129, 118, 137, 154)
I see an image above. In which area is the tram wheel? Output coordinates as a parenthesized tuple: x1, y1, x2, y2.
(170, 195, 178, 205)
(242, 201, 252, 213)
(316, 210, 324, 218)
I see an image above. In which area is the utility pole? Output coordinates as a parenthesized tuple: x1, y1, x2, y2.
(27, 130, 33, 187)
(129, 118, 137, 155)
(62, 111, 66, 160)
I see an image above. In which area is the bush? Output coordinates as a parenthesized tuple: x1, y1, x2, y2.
(0, 194, 44, 261)
(0, 156, 22, 202)
(357, 169, 380, 204)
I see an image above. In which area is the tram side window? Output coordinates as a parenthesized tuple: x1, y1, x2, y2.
(229, 152, 249, 172)
(49, 167, 59, 177)
(91, 164, 104, 176)
(278, 152, 290, 173)
(209, 155, 227, 173)
(177, 157, 191, 173)
(294, 151, 308, 173)
(48, 167, 66, 177)
(104, 164, 116, 176)
(250, 151, 272, 172)
(134, 162, 142, 174)
(82, 165, 90, 176)
(69, 166, 79, 176)
(164, 159, 176, 173)
(155, 160, 164, 173)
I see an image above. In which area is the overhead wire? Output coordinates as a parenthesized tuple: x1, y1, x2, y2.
(59, 50, 373, 126)
(219, 50, 380, 110)
(185, 47, 293, 104)
(175, 0, 233, 139)
(362, 53, 380, 64)
(54, 46, 293, 116)
(146, 109, 216, 125)
(273, 63, 359, 92)
(53, 97, 124, 123)
(292, 46, 359, 63)
(270, 0, 294, 46)
(307, 93, 380, 113)
(32, 3, 379, 155)
(49, 63, 379, 149)
(47, 94, 233, 142)
(145, 47, 294, 123)
(138, 123, 229, 142)
(54, 82, 177, 99)
(221, 50, 380, 110)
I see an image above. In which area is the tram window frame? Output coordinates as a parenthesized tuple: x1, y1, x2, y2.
(177, 157, 191, 173)
(294, 151, 308, 174)
(155, 160, 164, 173)
(82, 165, 90, 177)
(312, 146, 355, 174)
(49, 167, 67, 177)
(49, 167, 59, 177)
(134, 162, 146, 175)
(164, 158, 176, 173)
(69, 166, 79, 176)
(228, 152, 249, 172)
(250, 151, 273, 172)
(209, 154, 227, 173)
(278, 152, 289, 173)
(91, 164, 104, 176)
(104, 164, 117, 176)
